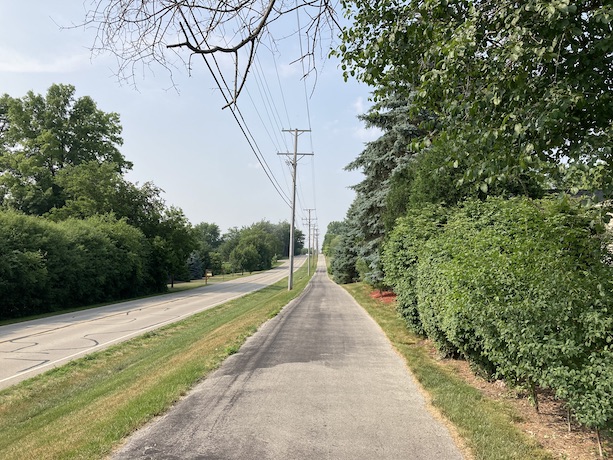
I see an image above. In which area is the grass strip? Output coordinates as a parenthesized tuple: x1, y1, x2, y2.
(0, 261, 313, 460)
(343, 282, 552, 460)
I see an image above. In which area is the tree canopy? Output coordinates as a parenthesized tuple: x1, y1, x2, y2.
(0, 84, 127, 215)
(324, 0, 613, 435)
(336, 0, 613, 195)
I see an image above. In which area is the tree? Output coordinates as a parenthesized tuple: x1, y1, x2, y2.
(47, 160, 127, 220)
(336, 0, 613, 195)
(230, 244, 260, 274)
(84, 0, 340, 104)
(194, 222, 221, 250)
(154, 206, 198, 288)
(237, 224, 281, 270)
(219, 226, 242, 262)
(322, 221, 343, 256)
(192, 222, 222, 274)
(0, 210, 151, 317)
(328, 205, 361, 284)
(187, 251, 204, 280)
(0, 84, 127, 215)
(334, 95, 425, 287)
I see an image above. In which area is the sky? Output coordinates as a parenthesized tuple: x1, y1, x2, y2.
(0, 2, 381, 245)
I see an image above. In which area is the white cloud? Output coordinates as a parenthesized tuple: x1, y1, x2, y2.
(278, 62, 301, 79)
(353, 125, 382, 143)
(352, 96, 366, 115)
(0, 47, 89, 73)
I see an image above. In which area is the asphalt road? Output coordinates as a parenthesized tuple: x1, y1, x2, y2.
(0, 257, 304, 390)
(113, 257, 464, 460)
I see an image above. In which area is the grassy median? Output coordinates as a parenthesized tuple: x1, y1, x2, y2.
(0, 261, 314, 460)
(343, 282, 552, 460)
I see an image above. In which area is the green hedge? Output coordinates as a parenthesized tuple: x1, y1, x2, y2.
(384, 197, 613, 429)
(0, 211, 154, 318)
(382, 203, 447, 336)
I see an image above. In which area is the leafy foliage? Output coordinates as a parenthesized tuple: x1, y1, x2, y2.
(217, 220, 302, 275)
(329, 96, 427, 286)
(383, 204, 447, 335)
(322, 221, 343, 256)
(337, 0, 613, 195)
(0, 211, 150, 317)
(0, 84, 127, 215)
(230, 244, 260, 274)
(0, 85, 203, 315)
(328, 209, 360, 284)
(384, 196, 613, 429)
(332, 0, 613, 436)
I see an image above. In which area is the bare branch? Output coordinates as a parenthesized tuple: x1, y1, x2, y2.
(83, 0, 339, 104)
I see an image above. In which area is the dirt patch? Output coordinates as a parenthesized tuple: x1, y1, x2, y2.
(434, 348, 611, 459)
(369, 290, 397, 304)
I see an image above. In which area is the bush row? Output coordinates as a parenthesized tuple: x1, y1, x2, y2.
(0, 211, 162, 318)
(383, 197, 613, 430)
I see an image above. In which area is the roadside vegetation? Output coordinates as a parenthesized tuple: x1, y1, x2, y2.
(0, 84, 304, 321)
(0, 268, 258, 327)
(0, 259, 314, 460)
(325, 2, 612, 455)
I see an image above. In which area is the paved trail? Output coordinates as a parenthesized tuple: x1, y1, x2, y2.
(114, 257, 464, 460)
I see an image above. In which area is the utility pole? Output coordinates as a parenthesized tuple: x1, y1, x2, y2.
(279, 129, 312, 290)
(303, 209, 315, 277)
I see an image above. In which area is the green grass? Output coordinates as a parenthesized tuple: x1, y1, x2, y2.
(0, 261, 314, 460)
(343, 282, 552, 460)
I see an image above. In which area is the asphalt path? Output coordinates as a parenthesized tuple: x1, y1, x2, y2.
(113, 257, 464, 460)
(0, 257, 305, 390)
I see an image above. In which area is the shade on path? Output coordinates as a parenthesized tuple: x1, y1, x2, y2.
(113, 257, 464, 460)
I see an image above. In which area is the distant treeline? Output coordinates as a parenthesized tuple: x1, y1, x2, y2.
(0, 84, 303, 319)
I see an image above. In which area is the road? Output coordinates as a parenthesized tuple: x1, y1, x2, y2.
(113, 257, 464, 460)
(0, 257, 304, 390)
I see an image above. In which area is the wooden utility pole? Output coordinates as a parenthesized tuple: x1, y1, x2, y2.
(303, 209, 315, 277)
(279, 129, 312, 290)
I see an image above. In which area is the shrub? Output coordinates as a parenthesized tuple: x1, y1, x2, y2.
(386, 196, 613, 429)
(383, 204, 447, 335)
(0, 211, 150, 318)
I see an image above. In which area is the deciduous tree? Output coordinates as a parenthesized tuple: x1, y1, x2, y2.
(84, 0, 339, 104)
(0, 84, 127, 215)
(337, 0, 613, 195)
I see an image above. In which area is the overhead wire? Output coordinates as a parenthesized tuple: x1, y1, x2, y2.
(250, 35, 296, 197)
(254, 55, 287, 146)
(250, 55, 296, 200)
(249, 59, 283, 151)
(184, 8, 292, 208)
(245, 77, 281, 153)
(182, 6, 318, 220)
(296, 5, 317, 218)
(268, 34, 292, 130)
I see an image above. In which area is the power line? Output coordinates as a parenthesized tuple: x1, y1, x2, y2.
(268, 34, 292, 130)
(278, 128, 312, 290)
(296, 8, 314, 152)
(183, 9, 292, 208)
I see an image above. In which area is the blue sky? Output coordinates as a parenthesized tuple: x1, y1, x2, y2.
(0, 2, 379, 241)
